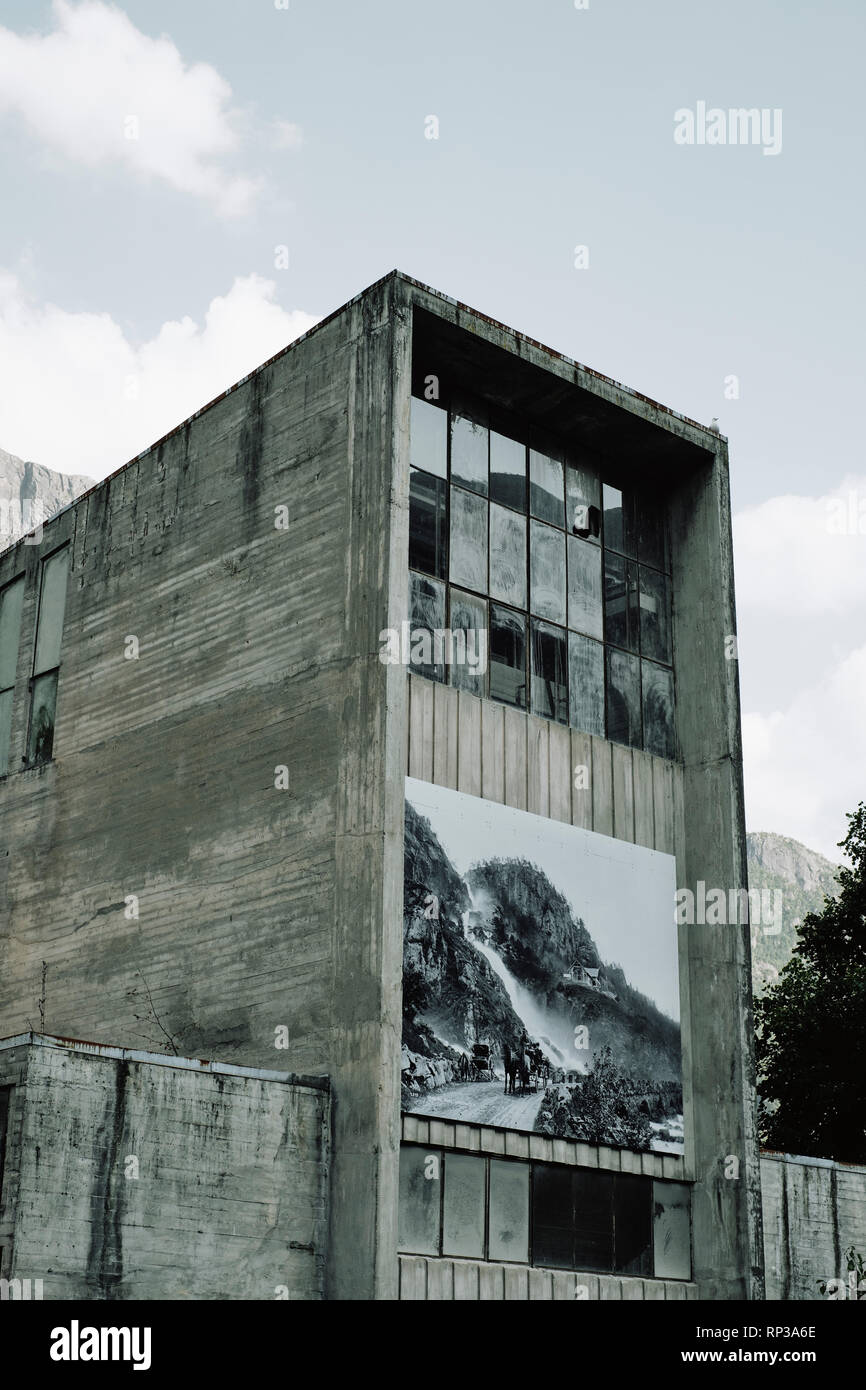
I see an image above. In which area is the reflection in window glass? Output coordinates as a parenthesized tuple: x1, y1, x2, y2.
(0, 576, 25, 689)
(409, 572, 446, 684)
(449, 588, 487, 697)
(573, 1169, 614, 1272)
(530, 521, 566, 624)
(410, 396, 447, 479)
(451, 410, 488, 496)
(489, 604, 526, 709)
(409, 469, 447, 580)
(639, 567, 671, 664)
(34, 548, 70, 675)
(529, 451, 564, 527)
(26, 670, 58, 766)
(531, 620, 568, 724)
(604, 553, 639, 653)
(602, 484, 637, 557)
(566, 461, 602, 543)
(653, 1180, 691, 1280)
(606, 648, 641, 747)
(489, 504, 527, 608)
(639, 496, 668, 573)
(642, 660, 675, 759)
(489, 431, 526, 511)
(398, 1147, 441, 1255)
(567, 535, 603, 640)
(450, 487, 487, 594)
(0, 576, 25, 777)
(614, 1173, 653, 1276)
(568, 632, 605, 737)
(443, 1153, 486, 1259)
(489, 1159, 529, 1263)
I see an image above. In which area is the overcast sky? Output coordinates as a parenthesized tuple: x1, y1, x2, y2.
(0, 0, 862, 860)
(408, 777, 680, 1020)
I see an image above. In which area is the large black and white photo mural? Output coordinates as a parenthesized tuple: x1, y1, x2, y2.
(402, 777, 683, 1154)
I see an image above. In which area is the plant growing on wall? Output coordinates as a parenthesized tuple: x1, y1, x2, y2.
(755, 803, 866, 1163)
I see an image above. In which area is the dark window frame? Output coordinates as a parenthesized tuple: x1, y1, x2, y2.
(407, 392, 675, 757)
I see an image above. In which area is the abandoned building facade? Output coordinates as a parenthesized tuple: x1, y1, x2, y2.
(0, 272, 767, 1300)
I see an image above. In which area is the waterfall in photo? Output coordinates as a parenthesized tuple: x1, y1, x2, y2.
(462, 903, 571, 1069)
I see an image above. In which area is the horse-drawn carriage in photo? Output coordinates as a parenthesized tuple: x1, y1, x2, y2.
(503, 1039, 551, 1095)
(470, 1042, 494, 1082)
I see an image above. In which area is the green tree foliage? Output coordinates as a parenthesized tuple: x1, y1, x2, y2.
(755, 804, 866, 1162)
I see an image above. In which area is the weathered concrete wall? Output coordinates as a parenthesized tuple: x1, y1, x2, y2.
(0, 1036, 329, 1299)
(0, 277, 404, 1299)
(761, 1153, 866, 1301)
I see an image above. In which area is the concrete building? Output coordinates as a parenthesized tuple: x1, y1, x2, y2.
(0, 271, 764, 1300)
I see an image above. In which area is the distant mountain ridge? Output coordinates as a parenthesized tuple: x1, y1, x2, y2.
(747, 830, 840, 994)
(0, 446, 93, 549)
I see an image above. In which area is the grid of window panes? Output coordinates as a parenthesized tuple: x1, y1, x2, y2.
(397, 1145, 691, 1280)
(408, 394, 675, 758)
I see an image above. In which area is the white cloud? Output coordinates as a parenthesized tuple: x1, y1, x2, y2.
(734, 477, 866, 617)
(733, 479, 866, 858)
(742, 644, 866, 863)
(272, 120, 303, 151)
(0, 0, 260, 216)
(0, 271, 319, 480)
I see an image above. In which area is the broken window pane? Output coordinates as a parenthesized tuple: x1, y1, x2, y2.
(566, 459, 602, 543)
(398, 1147, 441, 1255)
(489, 504, 527, 608)
(603, 484, 637, 557)
(567, 535, 603, 639)
(489, 604, 526, 709)
(450, 407, 488, 496)
(409, 395, 447, 479)
(449, 486, 487, 593)
(530, 521, 566, 625)
(606, 648, 641, 747)
(34, 547, 69, 675)
(442, 1153, 486, 1259)
(642, 660, 675, 759)
(27, 670, 58, 766)
(531, 619, 568, 724)
(604, 553, 639, 652)
(489, 430, 526, 511)
(408, 572, 446, 684)
(568, 632, 605, 737)
(0, 575, 25, 689)
(449, 588, 487, 697)
(408, 468, 447, 580)
(530, 450, 565, 528)
(653, 1180, 691, 1280)
(488, 1159, 529, 1263)
(639, 566, 672, 665)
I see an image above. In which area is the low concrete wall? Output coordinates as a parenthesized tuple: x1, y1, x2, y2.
(0, 1035, 330, 1300)
(761, 1152, 866, 1301)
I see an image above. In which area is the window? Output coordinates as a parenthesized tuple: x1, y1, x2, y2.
(489, 604, 526, 709)
(26, 547, 70, 767)
(530, 620, 568, 724)
(407, 392, 675, 756)
(398, 1145, 690, 1280)
(0, 576, 25, 776)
